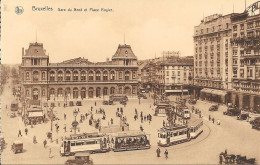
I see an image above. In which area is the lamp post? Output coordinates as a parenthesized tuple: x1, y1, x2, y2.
(72, 110, 79, 135)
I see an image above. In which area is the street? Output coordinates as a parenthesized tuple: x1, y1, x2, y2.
(1, 77, 260, 164)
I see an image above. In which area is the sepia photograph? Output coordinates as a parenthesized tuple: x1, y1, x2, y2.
(1, 0, 260, 164)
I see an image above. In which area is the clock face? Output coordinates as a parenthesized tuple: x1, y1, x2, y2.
(125, 50, 128, 54)
(34, 49, 38, 53)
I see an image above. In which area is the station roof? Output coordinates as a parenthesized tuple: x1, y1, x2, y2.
(112, 44, 137, 60)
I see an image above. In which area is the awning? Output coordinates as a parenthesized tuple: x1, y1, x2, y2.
(165, 89, 189, 93)
(201, 88, 227, 97)
(28, 111, 43, 117)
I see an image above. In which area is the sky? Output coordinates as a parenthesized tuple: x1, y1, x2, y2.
(1, 0, 258, 64)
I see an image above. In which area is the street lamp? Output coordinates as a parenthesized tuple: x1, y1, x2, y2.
(72, 110, 79, 135)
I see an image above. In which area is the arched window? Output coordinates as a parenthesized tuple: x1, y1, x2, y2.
(103, 87, 108, 95)
(89, 71, 94, 81)
(42, 89, 46, 96)
(103, 71, 108, 81)
(58, 88, 63, 97)
(42, 72, 46, 80)
(96, 71, 101, 81)
(58, 71, 63, 81)
(73, 87, 78, 99)
(125, 71, 130, 80)
(66, 71, 71, 81)
(26, 72, 30, 80)
(81, 71, 86, 81)
(50, 71, 55, 81)
(110, 71, 115, 80)
(73, 71, 79, 81)
(110, 87, 115, 94)
(33, 71, 39, 81)
(50, 88, 55, 97)
(26, 90, 29, 97)
(81, 87, 86, 98)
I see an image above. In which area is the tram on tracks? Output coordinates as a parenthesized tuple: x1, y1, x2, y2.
(60, 131, 150, 156)
(188, 119, 203, 139)
(112, 131, 150, 152)
(60, 132, 109, 156)
(157, 119, 204, 147)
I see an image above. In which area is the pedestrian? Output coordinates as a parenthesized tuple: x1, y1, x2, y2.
(64, 124, 67, 132)
(18, 129, 22, 137)
(33, 136, 38, 144)
(156, 148, 161, 157)
(95, 101, 96, 106)
(144, 116, 146, 121)
(64, 113, 66, 120)
(212, 118, 215, 124)
(140, 125, 144, 132)
(111, 118, 113, 125)
(217, 119, 220, 125)
(163, 120, 165, 127)
(43, 139, 47, 147)
(164, 149, 168, 159)
(78, 108, 80, 112)
(141, 116, 143, 123)
(25, 128, 28, 135)
(209, 115, 211, 121)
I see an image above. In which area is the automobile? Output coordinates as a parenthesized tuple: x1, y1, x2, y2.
(252, 119, 260, 130)
(250, 117, 260, 125)
(188, 99, 197, 105)
(65, 152, 93, 165)
(237, 113, 249, 120)
(223, 108, 241, 116)
(120, 100, 127, 106)
(11, 141, 23, 154)
(209, 105, 218, 111)
(69, 101, 74, 106)
(76, 101, 82, 106)
(103, 100, 109, 105)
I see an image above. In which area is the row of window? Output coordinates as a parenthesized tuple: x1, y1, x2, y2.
(26, 70, 136, 81)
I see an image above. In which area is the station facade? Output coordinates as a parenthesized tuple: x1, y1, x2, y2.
(20, 42, 139, 103)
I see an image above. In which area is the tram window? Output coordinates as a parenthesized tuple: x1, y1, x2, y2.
(184, 131, 187, 134)
(179, 131, 183, 135)
(170, 133, 173, 137)
(86, 141, 96, 145)
(71, 142, 76, 146)
(76, 141, 84, 146)
(174, 132, 178, 136)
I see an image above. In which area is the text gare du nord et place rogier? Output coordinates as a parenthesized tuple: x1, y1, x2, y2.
(32, 6, 112, 12)
(57, 8, 113, 12)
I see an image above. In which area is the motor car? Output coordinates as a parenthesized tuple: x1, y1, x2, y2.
(11, 141, 23, 154)
(188, 99, 197, 105)
(223, 108, 241, 116)
(209, 105, 218, 111)
(237, 113, 249, 120)
(69, 101, 74, 106)
(250, 117, 260, 125)
(65, 152, 93, 165)
(76, 101, 82, 106)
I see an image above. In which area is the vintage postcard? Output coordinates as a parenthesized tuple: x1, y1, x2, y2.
(1, 0, 260, 164)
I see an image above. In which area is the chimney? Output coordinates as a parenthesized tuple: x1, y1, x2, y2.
(22, 47, 24, 56)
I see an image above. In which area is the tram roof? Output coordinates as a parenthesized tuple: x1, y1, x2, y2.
(158, 124, 187, 132)
(113, 130, 148, 137)
(188, 118, 203, 127)
(66, 132, 101, 140)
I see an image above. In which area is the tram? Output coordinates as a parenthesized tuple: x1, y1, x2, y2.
(112, 131, 151, 152)
(188, 119, 203, 139)
(157, 125, 189, 147)
(183, 108, 191, 119)
(60, 132, 109, 156)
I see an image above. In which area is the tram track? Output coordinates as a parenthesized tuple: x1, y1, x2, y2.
(166, 120, 212, 151)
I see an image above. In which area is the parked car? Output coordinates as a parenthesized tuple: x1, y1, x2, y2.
(237, 113, 249, 120)
(76, 101, 82, 106)
(65, 152, 93, 165)
(209, 105, 218, 111)
(250, 117, 260, 125)
(223, 108, 241, 116)
(69, 101, 74, 106)
(11, 141, 23, 154)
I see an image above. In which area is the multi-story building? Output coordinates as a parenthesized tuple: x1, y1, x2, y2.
(193, 14, 234, 103)
(141, 61, 160, 91)
(229, 9, 260, 111)
(159, 62, 193, 95)
(20, 42, 139, 104)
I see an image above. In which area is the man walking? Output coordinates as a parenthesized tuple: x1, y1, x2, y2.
(18, 129, 22, 137)
(156, 148, 161, 157)
(164, 149, 168, 159)
(25, 128, 28, 135)
(43, 139, 47, 148)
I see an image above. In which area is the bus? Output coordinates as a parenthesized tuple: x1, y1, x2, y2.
(158, 125, 189, 147)
(60, 133, 109, 156)
(112, 131, 150, 152)
(188, 119, 203, 139)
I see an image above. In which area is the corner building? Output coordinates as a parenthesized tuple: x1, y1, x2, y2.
(20, 42, 138, 103)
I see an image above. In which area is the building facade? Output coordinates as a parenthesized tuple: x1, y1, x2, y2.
(159, 62, 193, 95)
(229, 10, 260, 111)
(20, 42, 139, 104)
